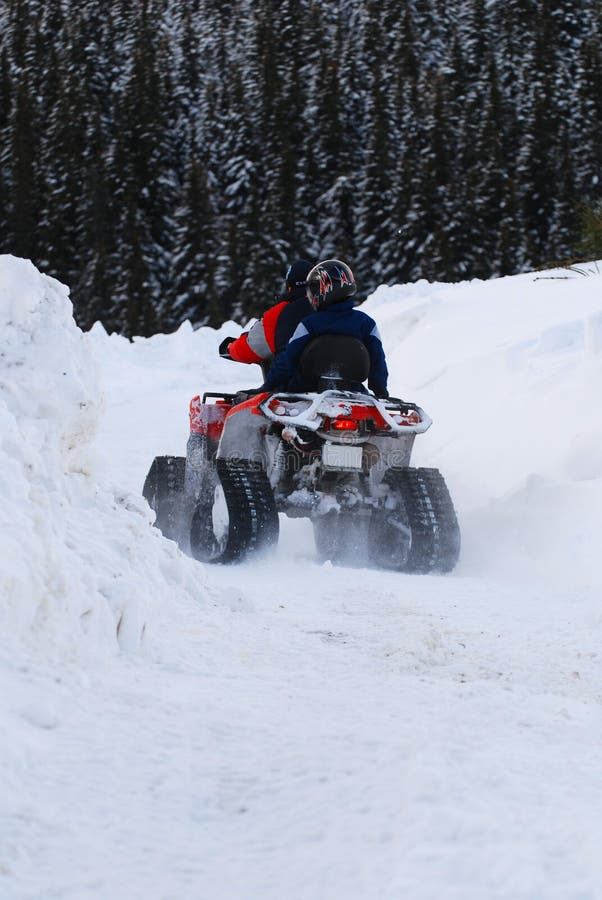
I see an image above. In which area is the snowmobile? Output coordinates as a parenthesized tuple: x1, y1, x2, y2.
(142, 335, 460, 572)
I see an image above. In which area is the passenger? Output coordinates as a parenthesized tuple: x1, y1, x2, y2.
(219, 259, 314, 376)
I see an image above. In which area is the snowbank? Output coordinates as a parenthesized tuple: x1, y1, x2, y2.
(364, 264, 602, 599)
(0, 255, 204, 655)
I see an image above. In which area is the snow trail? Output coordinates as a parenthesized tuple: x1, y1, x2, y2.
(5, 557, 600, 899)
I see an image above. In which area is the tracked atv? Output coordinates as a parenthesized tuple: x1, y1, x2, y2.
(143, 335, 460, 572)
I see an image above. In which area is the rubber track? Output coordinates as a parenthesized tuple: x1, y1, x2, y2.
(386, 467, 461, 573)
(197, 460, 279, 563)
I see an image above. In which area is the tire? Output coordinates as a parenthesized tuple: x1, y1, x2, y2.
(370, 467, 460, 573)
(142, 456, 186, 542)
(190, 459, 279, 564)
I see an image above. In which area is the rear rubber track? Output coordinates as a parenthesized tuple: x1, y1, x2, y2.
(385, 466, 461, 573)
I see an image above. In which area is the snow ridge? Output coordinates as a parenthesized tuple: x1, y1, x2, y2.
(0, 255, 204, 655)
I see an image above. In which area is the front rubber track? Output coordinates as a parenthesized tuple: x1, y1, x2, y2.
(190, 459, 279, 564)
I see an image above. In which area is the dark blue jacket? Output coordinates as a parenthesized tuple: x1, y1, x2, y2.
(262, 300, 389, 396)
(273, 294, 314, 355)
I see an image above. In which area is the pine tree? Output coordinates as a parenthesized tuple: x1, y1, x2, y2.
(513, 2, 560, 267)
(108, 0, 177, 335)
(355, 1, 398, 289)
(171, 154, 218, 326)
(0, 45, 12, 250)
(576, 201, 602, 259)
(74, 107, 119, 330)
(573, 32, 602, 202)
(9, 77, 39, 260)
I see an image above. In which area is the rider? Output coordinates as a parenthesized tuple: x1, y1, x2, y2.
(218, 259, 314, 375)
(260, 259, 389, 398)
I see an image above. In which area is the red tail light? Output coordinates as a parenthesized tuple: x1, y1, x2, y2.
(331, 418, 358, 431)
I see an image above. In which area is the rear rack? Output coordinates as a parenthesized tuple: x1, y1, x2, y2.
(202, 391, 238, 404)
(259, 390, 432, 435)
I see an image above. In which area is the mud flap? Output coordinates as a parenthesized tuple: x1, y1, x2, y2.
(312, 509, 373, 567)
(142, 456, 187, 544)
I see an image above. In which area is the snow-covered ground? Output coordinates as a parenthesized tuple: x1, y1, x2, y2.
(2, 254, 602, 899)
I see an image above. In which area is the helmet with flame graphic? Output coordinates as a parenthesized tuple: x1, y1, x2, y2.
(306, 259, 357, 311)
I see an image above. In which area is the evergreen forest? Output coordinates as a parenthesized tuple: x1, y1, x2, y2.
(1, 0, 601, 336)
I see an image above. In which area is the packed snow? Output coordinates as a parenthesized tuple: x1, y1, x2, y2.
(1, 253, 602, 899)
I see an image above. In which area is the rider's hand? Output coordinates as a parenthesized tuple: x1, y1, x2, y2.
(233, 387, 264, 404)
(219, 336, 236, 358)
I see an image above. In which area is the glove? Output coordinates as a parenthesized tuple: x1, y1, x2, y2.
(232, 387, 264, 404)
(219, 336, 236, 358)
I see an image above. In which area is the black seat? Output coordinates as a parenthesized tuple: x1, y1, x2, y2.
(298, 335, 370, 391)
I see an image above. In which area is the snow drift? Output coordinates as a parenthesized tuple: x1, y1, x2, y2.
(0, 255, 203, 654)
(366, 266, 602, 598)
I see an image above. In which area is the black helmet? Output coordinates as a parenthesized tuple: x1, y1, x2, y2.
(306, 259, 357, 311)
(285, 259, 313, 290)
(275, 259, 313, 303)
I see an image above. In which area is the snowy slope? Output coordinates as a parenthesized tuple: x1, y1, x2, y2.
(1, 255, 602, 900)
(0, 256, 207, 657)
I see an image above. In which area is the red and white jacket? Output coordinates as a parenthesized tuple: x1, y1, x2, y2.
(227, 294, 314, 365)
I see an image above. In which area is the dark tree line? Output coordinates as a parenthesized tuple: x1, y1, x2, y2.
(1, 0, 601, 336)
